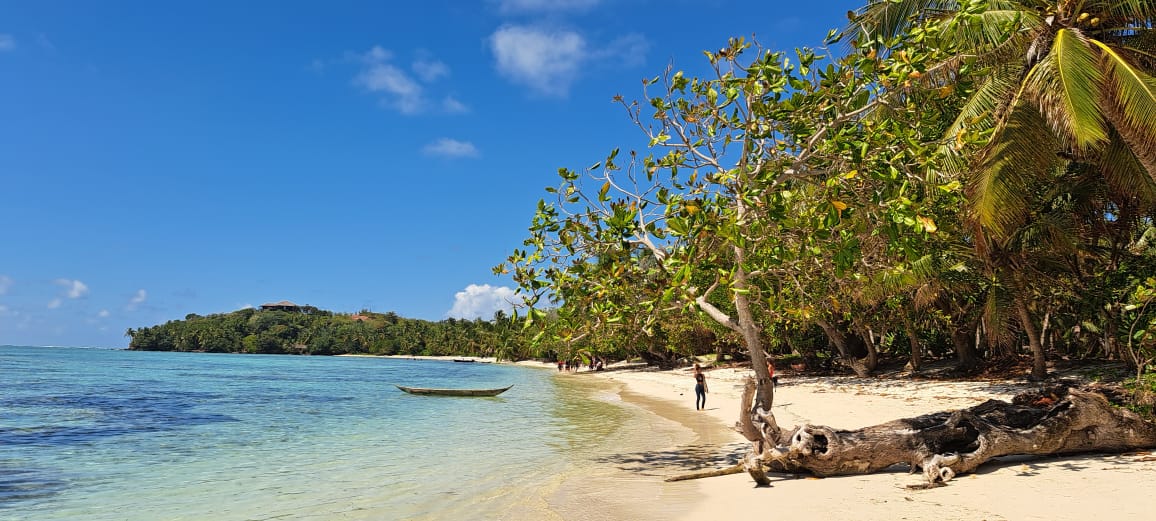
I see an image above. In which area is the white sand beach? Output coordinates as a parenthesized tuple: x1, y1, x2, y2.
(580, 365, 1156, 521)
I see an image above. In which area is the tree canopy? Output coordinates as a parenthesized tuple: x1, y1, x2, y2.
(500, 0, 1156, 388)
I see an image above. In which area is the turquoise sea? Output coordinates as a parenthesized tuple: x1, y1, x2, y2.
(0, 346, 723, 520)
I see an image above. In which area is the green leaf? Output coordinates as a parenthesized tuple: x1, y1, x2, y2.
(970, 101, 1062, 236)
(1023, 28, 1107, 151)
(1091, 39, 1156, 173)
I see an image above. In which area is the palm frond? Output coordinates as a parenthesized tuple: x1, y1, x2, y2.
(969, 102, 1063, 237)
(982, 280, 1017, 350)
(1012, 205, 1084, 261)
(1023, 28, 1109, 152)
(1100, 131, 1156, 204)
(936, 69, 1022, 180)
(943, 70, 1020, 142)
(1117, 27, 1156, 58)
(1091, 38, 1156, 178)
(848, 0, 957, 48)
(939, 8, 1043, 54)
(1102, 0, 1156, 22)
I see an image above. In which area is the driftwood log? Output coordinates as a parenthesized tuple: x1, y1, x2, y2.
(735, 379, 1156, 486)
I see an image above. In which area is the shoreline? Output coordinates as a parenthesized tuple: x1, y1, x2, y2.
(334, 353, 1155, 519)
(579, 364, 1156, 521)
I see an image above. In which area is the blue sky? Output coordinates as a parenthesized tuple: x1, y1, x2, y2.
(1, 0, 861, 347)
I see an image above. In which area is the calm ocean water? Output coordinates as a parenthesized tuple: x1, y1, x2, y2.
(0, 346, 704, 521)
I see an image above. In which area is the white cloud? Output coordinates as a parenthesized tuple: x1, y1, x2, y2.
(47, 298, 62, 309)
(447, 284, 521, 320)
(126, 289, 147, 310)
(489, 25, 588, 97)
(354, 46, 426, 114)
(597, 33, 650, 69)
(423, 138, 479, 158)
(495, 0, 600, 14)
(55, 278, 89, 299)
(442, 95, 470, 114)
(0, 275, 11, 295)
(357, 63, 424, 114)
(354, 47, 456, 114)
(413, 58, 449, 82)
(0, 34, 15, 52)
(349, 47, 461, 115)
(363, 45, 391, 62)
(98, 309, 111, 318)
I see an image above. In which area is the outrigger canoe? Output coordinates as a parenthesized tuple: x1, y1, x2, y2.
(395, 384, 512, 397)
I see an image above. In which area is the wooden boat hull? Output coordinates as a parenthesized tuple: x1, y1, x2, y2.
(395, 385, 512, 397)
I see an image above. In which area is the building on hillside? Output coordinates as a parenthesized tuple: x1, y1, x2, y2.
(260, 300, 301, 312)
(350, 314, 370, 322)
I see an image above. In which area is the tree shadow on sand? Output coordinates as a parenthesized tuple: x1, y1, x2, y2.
(593, 441, 748, 476)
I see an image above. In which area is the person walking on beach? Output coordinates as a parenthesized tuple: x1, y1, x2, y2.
(693, 364, 708, 410)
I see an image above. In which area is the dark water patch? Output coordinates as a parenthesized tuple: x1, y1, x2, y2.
(0, 466, 69, 507)
(0, 391, 238, 447)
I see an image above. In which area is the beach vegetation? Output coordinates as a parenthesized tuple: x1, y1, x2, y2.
(501, 0, 1156, 484)
(502, 0, 1156, 384)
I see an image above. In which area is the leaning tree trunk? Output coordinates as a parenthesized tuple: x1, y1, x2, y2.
(737, 383, 1156, 486)
(815, 319, 874, 377)
(729, 264, 779, 484)
(1015, 297, 1048, 380)
(951, 318, 981, 373)
(902, 312, 922, 372)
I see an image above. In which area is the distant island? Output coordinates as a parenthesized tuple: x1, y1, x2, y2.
(126, 301, 525, 359)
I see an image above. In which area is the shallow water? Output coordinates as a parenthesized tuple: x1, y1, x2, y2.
(1, 346, 700, 520)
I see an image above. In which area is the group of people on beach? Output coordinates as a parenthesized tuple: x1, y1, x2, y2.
(691, 358, 777, 411)
(557, 358, 604, 372)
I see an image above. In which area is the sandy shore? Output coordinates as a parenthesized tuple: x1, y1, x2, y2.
(578, 365, 1156, 521)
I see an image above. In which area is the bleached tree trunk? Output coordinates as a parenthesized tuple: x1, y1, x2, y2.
(736, 384, 1156, 486)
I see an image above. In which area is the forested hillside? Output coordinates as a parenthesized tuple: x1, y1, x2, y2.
(126, 307, 527, 359)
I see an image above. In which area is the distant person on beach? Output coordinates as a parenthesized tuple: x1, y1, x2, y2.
(557, 360, 564, 371)
(693, 364, 708, 410)
(767, 359, 778, 387)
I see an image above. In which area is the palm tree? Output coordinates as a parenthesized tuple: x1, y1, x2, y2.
(851, 0, 1156, 236)
(850, 0, 1156, 378)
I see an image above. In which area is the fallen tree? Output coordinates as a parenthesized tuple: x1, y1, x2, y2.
(735, 381, 1156, 487)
